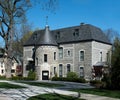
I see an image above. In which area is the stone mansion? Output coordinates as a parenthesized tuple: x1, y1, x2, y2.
(23, 23, 112, 80)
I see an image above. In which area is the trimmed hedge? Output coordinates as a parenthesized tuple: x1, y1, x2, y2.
(90, 80, 103, 88)
(9, 76, 36, 81)
(52, 77, 86, 83)
(0, 76, 6, 80)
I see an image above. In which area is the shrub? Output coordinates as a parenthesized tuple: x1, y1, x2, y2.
(0, 76, 6, 80)
(67, 72, 78, 79)
(52, 77, 86, 83)
(27, 71, 36, 80)
(90, 80, 103, 88)
(101, 73, 111, 89)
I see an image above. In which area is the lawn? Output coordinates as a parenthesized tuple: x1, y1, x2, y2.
(19, 81, 65, 87)
(72, 88, 120, 99)
(27, 93, 85, 100)
(0, 82, 25, 89)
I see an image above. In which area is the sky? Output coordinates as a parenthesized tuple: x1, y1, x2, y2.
(26, 0, 120, 33)
(0, 0, 120, 47)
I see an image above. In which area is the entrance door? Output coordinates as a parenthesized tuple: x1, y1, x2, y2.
(42, 71, 49, 80)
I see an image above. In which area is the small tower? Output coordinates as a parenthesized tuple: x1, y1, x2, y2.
(35, 25, 58, 80)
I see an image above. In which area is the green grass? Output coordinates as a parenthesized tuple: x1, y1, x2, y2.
(27, 93, 85, 100)
(0, 82, 25, 89)
(72, 88, 120, 99)
(19, 81, 65, 87)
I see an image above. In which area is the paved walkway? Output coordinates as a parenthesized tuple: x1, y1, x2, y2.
(0, 80, 119, 100)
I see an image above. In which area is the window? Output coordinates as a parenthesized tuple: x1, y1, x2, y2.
(100, 52, 102, 62)
(33, 33, 37, 40)
(59, 64, 63, 77)
(57, 31, 60, 39)
(80, 67, 84, 77)
(67, 64, 71, 73)
(73, 29, 79, 36)
(11, 69, 15, 73)
(1, 70, 4, 74)
(54, 52, 56, 60)
(44, 54, 47, 62)
(54, 67, 56, 75)
(36, 57, 38, 66)
(59, 47, 63, 59)
(80, 51, 84, 61)
(68, 50, 70, 56)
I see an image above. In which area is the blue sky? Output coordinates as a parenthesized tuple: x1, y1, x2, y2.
(27, 0, 120, 33)
(0, 0, 120, 47)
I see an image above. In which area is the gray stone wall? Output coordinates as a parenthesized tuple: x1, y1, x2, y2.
(23, 41, 111, 80)
(58, 44, 74, 77)
(91, 41, 112, 65)
(74, 42, 92, 80)
(23, 46, 34, 77)
(36, 46, 58, 80)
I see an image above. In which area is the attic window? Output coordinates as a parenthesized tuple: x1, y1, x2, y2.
(57, 31, 60, 39)
(33, 33, 37, 40)
(73, 29, 79, 36)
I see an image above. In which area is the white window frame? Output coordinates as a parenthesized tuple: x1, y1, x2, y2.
(79, 66, 84, 77)
(59, 47, 63, 59)
(79, 50, 85, 61)
(67, 64, 71, 73)
(59, 64, 63, 77)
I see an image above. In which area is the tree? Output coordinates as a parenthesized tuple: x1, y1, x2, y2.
(104, 28, 120, 43)
(0, 0, 58, 78)
(12, 16, 33, 54)
(111, 37, 120, 89)
(0, 0, 31, 78)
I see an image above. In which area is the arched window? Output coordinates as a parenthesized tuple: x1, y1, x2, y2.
(67, 64, 71, 73)
(68, 50, 70, 56)
(59, 47, 63, 59)
(80, 67, 84, 77)
(79, 50, 84, 61)
(59, 64, 63, 77)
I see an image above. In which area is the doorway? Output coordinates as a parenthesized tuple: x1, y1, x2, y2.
(42, 71, 49, 80)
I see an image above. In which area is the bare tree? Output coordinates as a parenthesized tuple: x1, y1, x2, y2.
(0, 0, 31, 78)
(0, 0, 58, 78)
(104, 28, 120, 43)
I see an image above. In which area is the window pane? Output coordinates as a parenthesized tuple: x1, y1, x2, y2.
(68, 51, 70, 56)
(54, 67, 56, 74)
(54, 52, 56, 60)
(59, 64, 63, 77)
(44, 54, 47, 62)
(80, 67, 84, 77)
(67, 64, 70, 73)
(80, 51, 84, 61)
(59, 48, 63, 59)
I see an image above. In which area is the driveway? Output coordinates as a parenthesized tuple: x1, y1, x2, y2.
(37, 80, 94, 90)
(0, 80, 119, 100)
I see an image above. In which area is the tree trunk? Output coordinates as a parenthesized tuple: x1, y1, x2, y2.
(4, 57, 12, 78)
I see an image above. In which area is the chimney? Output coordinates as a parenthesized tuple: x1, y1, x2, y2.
(80, 22, 85, 25)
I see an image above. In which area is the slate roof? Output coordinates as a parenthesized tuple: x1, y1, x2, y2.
(38, 25, 58, 46)
(24, 24, 111, 46)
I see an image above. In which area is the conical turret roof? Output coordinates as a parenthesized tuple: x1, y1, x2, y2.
(38, 25, 58, 46)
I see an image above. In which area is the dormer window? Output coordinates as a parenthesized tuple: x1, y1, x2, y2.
(73, 29, 79, 36)
(57, 31, 60, 39)
(33, 33, 37, 40)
